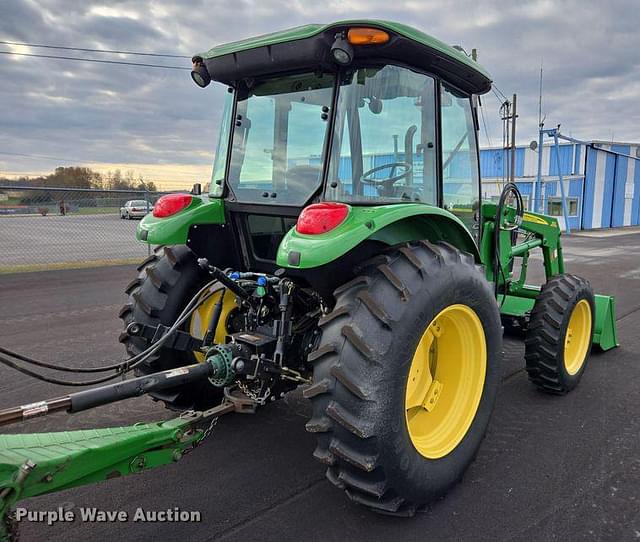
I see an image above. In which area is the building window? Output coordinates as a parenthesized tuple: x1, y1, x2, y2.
(547, 197, 578, 217)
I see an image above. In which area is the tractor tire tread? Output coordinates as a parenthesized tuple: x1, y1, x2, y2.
(524, 273, 594, 394)
(307, 241, 501, 515)
(119, 245, 219, 410)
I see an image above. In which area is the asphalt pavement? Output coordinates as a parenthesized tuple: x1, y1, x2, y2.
(0, 230, 639, 541)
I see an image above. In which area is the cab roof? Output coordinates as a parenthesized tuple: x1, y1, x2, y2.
(198, 20, 492, 95)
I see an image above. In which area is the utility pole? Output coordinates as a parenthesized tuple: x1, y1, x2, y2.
(533, 64, 545, 212)
(509, 93, 517, 184)
(534, 120, 544, 213)
(537, 62, 544, 127)
(499, 94, 517, 185)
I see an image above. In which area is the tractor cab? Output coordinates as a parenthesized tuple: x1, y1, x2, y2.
(189, 21, 491, 267)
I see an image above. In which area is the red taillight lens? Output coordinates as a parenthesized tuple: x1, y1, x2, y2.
(296, 203, 349, 235)
(152, 194, 192, 218)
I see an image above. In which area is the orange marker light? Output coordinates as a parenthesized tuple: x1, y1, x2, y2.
(347, 28, 390, 45)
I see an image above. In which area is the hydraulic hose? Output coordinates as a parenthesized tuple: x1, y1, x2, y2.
(0, 279, 221, 386)
(0, 346, 122, 373)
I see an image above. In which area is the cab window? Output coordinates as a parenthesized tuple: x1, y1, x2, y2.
(227, 72, 334, 206)
(326, 66, 437, 204)
(440, 85, 480, 231)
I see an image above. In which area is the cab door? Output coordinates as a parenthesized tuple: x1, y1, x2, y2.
(440, 84, 481, 235)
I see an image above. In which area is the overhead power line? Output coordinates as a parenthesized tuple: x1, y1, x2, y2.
(491, 84, 509, 105)
(0, 51, 190, 70)
(0, 40, 190, 59)
(491, 87, 510, 110)
(478, 99, 493, 148)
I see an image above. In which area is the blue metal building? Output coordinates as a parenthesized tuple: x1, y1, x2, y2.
(480, 141, 640, 231)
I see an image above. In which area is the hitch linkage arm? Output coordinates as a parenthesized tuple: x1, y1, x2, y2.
(0, 401, 237, 541)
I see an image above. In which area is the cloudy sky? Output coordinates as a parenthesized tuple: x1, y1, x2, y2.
(1, 0, 639, 188)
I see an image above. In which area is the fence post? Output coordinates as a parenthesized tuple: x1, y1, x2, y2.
(144, 189, 151, 256)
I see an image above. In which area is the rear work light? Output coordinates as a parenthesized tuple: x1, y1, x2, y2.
(152, 194, 192, 218)
(347, 28, 390, 45)
(296, 202, 349, 235)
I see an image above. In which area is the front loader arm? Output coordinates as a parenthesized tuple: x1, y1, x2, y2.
(480, 201, 618, 351)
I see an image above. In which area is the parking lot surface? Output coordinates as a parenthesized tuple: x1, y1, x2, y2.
(0, 214, 148, 268)
(0, 230, 639, 541)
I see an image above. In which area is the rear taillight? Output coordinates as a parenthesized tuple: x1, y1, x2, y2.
(152, 194, 192, 218)
(296, 203, 349, 235)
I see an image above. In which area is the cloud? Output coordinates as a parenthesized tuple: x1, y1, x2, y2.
(0, 0, 639, 184)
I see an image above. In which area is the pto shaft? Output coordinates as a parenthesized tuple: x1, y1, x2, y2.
(0, 362, 213, 427)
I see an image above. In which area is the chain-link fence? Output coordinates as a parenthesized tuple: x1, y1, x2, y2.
(0, 186, 173, 273)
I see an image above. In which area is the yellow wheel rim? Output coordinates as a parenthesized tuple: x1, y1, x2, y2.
(189, 288, 237, 362)
(404, 304, 487, 459)
(563, 299, 592, 375)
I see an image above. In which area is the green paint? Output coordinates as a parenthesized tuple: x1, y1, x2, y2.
(500, 292, 617, 352)
(276, 203, 479, 269)
(480, 203, 563, 287)
(137, 196, 225, 245)
(592, 294, 618, 351)
(482, 201, 618, 351)
(498, 293, 535, 317)
(0, 417, 203, 526)
(199, 19, 491, 82)
(508, 284, 543, 300)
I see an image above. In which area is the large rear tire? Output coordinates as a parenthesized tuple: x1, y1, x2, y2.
(119, 245, 224, 410)
(305, 241, 502, 515)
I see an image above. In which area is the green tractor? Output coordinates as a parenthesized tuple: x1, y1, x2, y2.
(0, 20, 619, 532)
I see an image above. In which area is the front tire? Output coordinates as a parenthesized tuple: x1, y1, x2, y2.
(305, 242, 503, 515)
(524, 274, 595, 394)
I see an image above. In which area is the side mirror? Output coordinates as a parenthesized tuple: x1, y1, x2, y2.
(191, 56, 211, 88)
(191, 183, 202, 195)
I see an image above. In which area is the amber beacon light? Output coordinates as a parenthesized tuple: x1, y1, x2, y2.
(347, 28, 390, 45)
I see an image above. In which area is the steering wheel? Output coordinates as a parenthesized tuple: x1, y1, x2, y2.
(361, 162, 413, 189)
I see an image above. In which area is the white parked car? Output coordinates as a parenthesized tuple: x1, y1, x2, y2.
(120, 200, 153, 219)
